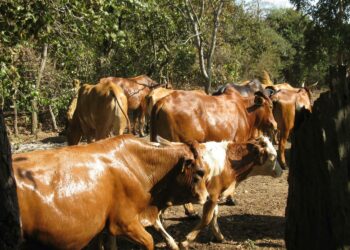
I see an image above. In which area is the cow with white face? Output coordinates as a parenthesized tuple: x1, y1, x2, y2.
(178, 136, 283, 249)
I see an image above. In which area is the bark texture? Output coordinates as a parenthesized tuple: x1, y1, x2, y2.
(285, 66, 350, 249)
(0, 108, 21, 249)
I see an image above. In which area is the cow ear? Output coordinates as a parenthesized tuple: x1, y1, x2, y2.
(254, 95, 264, 106)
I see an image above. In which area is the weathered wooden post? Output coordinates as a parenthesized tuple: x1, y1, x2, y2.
(0, 108, 21, 249)
(285, 66, 350, 249)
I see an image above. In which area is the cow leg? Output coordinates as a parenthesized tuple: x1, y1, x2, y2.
(111, 220, 154, 250)
(66, 121, 82, 145)
(95, 125, 111, 141)
(180, 199, 218, 249)
(183, 203, 200, 219)
(209, 205, 224, 242)
(219, 181, 237, 206)
(139, 114, 146, 137)
(139, 102, 147, 137)
(154, 215, 179, 250)
(278, 129, 290, 169)
(132, 110, 138, 135)
(106, 234, 117, 250)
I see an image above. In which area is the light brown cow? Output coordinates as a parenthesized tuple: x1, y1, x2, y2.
(13, 135, 209, 250)
(179, 136, 283, 249)
(268, 87, 312, 169)
(151, 86, 277, 143)
(99, 75, 161, 136)
(67, 81, 130, 145)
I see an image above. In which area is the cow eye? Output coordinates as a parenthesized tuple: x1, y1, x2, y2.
(193, 175, 200, 183)
(196, 169, 205, 178)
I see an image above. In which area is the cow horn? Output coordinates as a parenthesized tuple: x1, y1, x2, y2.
(308, 81, 318, 87)
(156, 136, 172, 146)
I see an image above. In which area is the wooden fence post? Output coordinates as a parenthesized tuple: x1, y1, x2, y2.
(285, 66, 350, 249)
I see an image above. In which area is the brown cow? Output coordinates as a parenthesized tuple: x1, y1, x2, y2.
(99, 75, 161, 137)
(268, 88, 312, 169)
(151, 86, 277, 143)
(13, 135, 209, 250)
(67, 81, 130, 145)
(179, 136, 283, 249)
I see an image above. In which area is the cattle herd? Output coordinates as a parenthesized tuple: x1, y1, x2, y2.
(12, 73, 315, 250)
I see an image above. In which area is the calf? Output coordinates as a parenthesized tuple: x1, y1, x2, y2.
(13, 135, 209, 250)
(179, 136, 283, 249)
(151, 87, 277, 215)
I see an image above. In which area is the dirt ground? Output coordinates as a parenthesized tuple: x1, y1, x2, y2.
(11, 133, 289, 250)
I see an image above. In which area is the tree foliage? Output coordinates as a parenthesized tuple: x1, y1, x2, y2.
(0, 0, 344, 134)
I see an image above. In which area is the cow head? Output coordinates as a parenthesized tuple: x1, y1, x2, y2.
(174, 141, 209, 205)
(245, 136, 283, 178)
(252, 91, 277, 134)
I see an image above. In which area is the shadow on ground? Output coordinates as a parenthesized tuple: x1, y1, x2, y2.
(40, 135, 67, 144)
(88, 213, 284, 249)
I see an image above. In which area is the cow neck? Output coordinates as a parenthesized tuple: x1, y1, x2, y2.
(124, 141, 189, 191)
(241, 96, 260, 139)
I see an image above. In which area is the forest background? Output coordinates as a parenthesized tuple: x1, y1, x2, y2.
(0, 0, 349, 134)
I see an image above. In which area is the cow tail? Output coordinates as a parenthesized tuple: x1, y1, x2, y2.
(150, 101, 164, 142)
(111, 90, 131, 133)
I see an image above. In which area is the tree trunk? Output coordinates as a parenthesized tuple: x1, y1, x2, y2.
(12, 81, 18, 136)
(13, 99, 18, 136)
(31, 43, 48, 135)
(48, 105, 58, 132)
(184, 0, 224, 94)
(0, 108, 22, 249)
(285, 66, 350, 249)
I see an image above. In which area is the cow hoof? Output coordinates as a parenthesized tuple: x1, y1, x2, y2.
(211, 235, 225, 243)
(179, 241, 189, 250)
(185, 211, 200, 220)
(281, 163, 288, 170)
(169, 244, 179, 250)
(224, 197, 237, 206)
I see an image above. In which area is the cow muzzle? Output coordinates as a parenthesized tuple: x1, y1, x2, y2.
(272, 161, 283, 178)
(193, 189, 209, 205)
